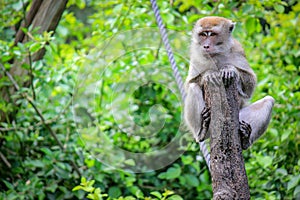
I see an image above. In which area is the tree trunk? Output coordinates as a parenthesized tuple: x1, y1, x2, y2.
(0, 0, 68, 122)
(203, 80, 250, 199)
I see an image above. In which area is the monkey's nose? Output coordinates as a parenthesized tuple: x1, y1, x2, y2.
(203, 45, 210, 49)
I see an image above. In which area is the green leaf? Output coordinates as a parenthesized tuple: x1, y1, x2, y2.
(167, 195, 183, 200)
(165, 165, 181, 180)
(129, 186, 144, 198)
(85, 158, 95, 168)
(294, 186, 300, 197)
(288, 175, 300, 191)
(2, 180, 14, 190)
(245, 18, 256, 35)
(94, 188, 101, 195)
(72, 185, 83, 191)
(257, 155, 273, 169)
(86, 193, 96, 200)
(1, 54, 12, 62)
(181, 155, 193, 165)
(83, 186, 95, 193)
(81, 177, 87, 184)
(108, 186, 122, 198)
(162, 189, 175, 197)
(242, 4, 254, 13)
(76, 0, 86, 9)
(281, 130, 291, 141)
(24, 160, 45, 168)
(123, 196, 136, 200)
(274, 4, 285, 13)
(46, 182, 58, 193)
(275, 168, 287, 176)
(87, 180, 95, 187)
(158, 172, 167, 179)
(165, 13, 175, 24)
(269, 128, 279, 138)
(150, 191, 162, 199)
(29, 42, 43, 53)
(178, 176, 186, 185)
(184, 174, 200, 187)
(40, 147, 52, 156)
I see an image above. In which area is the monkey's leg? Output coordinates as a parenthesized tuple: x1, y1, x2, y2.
(184, 83, 210, 142)
(239, 96, 275, 148)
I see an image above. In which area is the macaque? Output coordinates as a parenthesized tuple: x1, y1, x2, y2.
(184, 16, 274, 149)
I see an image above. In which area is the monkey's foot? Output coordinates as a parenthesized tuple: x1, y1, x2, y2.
(239, 120, 252, 150)
(197, 107, 211, 141)
(220, 66, 238, 86)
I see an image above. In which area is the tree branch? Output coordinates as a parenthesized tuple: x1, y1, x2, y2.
(203, 78, 250, 199)
(1, 0, 68, 122)
(0, 152, 12, 168)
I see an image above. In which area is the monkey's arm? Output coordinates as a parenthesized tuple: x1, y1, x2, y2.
(238, 68, 256, 99)
(219, 45, 256, 99)
(231, 51, 257, 99)
(184, 82, 210, 142)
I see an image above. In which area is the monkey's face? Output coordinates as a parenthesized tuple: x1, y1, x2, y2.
(192, 16, 235, 56)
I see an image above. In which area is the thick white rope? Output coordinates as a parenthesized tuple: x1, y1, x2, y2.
(150, 0, 210, 170)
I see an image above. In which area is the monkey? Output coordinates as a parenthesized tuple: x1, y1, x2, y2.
(184, 16, 275, 149)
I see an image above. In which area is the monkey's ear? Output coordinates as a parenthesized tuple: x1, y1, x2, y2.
(229, 22, 236, 33)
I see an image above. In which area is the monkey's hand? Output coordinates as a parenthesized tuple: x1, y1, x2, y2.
(239, 120, 252, 150)
(202, 70, 221, 86)
(220, 65, 239, 86)
(197, 107, 211, 142)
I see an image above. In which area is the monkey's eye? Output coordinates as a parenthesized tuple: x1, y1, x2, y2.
(210, 32, 217, 36)
(199, 32, 207, 37)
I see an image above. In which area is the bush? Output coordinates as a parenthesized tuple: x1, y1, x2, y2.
(0, 0, 299, 199)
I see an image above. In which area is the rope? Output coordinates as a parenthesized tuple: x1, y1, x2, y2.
(150, 0, 210, 170)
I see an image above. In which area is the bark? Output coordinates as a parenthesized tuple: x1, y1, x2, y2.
(203, 80, 250, 199)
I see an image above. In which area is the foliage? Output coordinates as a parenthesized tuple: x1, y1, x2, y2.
(72, 177, 183, 200)
(0, 0, 299, 199)
(73, 177, 108, 200)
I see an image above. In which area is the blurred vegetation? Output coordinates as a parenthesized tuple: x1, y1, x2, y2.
(0, 0, 299, 199)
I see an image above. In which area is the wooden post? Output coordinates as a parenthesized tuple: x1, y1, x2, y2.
(204, 79, 250, 199)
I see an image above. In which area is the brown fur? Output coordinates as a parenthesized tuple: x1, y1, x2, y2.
(196, 16, 231, 28)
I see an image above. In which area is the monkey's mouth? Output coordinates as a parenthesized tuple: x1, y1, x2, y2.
(202, 50, 217, 57)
